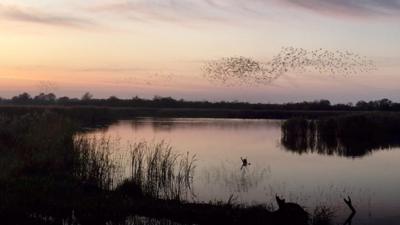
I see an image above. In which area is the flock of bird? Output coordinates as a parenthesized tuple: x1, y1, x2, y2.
(113, 72, 175, 86)
(36, 81, 59, 93)
(202, 46, 376, 86)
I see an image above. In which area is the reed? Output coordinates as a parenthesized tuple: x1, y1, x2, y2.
(117, 141, 197, 201)
(311, 206, 334, 225)
(73, 136, 116, 190)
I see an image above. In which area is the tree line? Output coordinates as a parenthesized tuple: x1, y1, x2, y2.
(1, 92, 400, 111)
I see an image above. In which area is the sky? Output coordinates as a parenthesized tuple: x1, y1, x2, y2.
(0, 0, 400, 103)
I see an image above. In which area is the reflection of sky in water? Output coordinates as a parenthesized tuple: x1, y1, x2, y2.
(82, 118, 400, 225)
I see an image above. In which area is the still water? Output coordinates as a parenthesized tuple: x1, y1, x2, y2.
(84, 118, 400, 225)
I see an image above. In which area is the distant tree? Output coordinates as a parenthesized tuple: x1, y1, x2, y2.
(12, 92, 32, 104)
(57, 96, 70, 104)
(34, 93, 45, 101)
(153, 95, 163, 101)
(319, 99, 331, 106)
(152, 96, 178, 107)
(81, 92, 93, 101)
(356, 100, 368, 110)
(107, 96, 119, 101)
(34, 93, 56, 103)
(69, 98, 80, 103)
(318, 99, 331, 110)
(107, 96, 120, 105)
(377, 98, 392, 110)
(368, 101, 379, 109)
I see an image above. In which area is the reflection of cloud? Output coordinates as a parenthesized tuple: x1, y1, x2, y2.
(0, 3, 95, 28)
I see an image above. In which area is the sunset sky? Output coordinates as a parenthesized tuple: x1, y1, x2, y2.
(1, 0, 400, 103)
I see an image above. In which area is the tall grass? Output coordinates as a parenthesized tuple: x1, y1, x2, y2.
(311, 206, 334, 225)
(117, 141, 197, 201)
(0, 112, 120, 221)
(73, 136, 116, 190)
(0, 111, 76, 179)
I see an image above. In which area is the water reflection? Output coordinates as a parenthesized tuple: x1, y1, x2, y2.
(200, 162, 271, 194)
(59, 215, 185, 225)
(124, 216, 185, 225)
(82, 118, 400, 224)
(281, 121, 400, 158)
(124, 118, 281, 132)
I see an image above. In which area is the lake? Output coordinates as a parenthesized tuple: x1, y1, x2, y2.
(83, 118, 400, 225)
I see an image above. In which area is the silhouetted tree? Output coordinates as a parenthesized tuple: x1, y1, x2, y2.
(107, 96, 119, 101)
(81, 92, 93, 101)
(34, 93, 56, 103)
(12, 92, 32, 104)
(356, 101, 368, 110)
(4, 92, 400, 112)
(377, 98, 392, 110)
(57, 96, 70, 104)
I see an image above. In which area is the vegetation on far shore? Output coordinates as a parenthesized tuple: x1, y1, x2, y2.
(2, 92, 400, 112)
(2, 92, 400, 129)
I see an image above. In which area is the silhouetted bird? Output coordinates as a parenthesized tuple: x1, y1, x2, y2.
(240, 157, 251, 169)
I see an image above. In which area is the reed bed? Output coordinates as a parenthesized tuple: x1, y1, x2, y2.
(116, 141, 197, 201)
(73, 136, 117, 190)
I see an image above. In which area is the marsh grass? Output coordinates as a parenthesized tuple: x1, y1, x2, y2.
(73, 136, 117, 190)
(116, 141, 197, 201)
(311, 206, 335, 225)
(0, 111, 76, 179)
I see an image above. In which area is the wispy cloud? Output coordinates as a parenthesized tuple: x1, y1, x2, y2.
(0, 3, 95, 28)
(88, 0, 400, 26)
(277, 0, 400, 19)
(88, 0, 240, 25)
(1, 0, 397, 30)
(73, 67, 147, 73)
